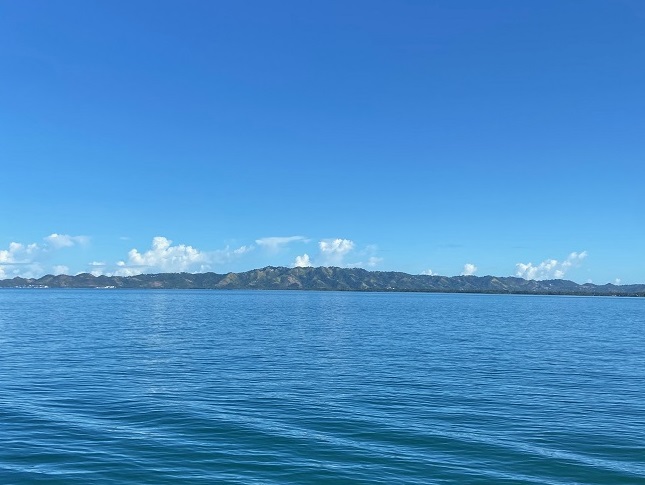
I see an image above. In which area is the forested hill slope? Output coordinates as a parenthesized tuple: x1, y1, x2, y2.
(2, 266, 644, 296)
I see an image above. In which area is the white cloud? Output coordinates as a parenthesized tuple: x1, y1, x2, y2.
(211, 244, 254, 265)
(44, 233, 89, 249)
(421, 269, 435, 276)
(52, 265, 69, 275)
(515, 251, 588, 280)
(293, 239, 382, 269)
(320, 238, 354, 254)
(461, 263, 477, 276)
(1, 233, 91, 277)
(233, 245, 253, 255)
(1, 232, 384, 279)
(366, 256, 383, 267)
(255, 236, 308, 252)
(86, 262, 107, 276)
(345, 244, 383, 268)
(319, 238, 355, 266)
(0, 263, 45, 280)
(0, 242, 38, 264)
(88, 238, 253, 277)
(293, 254, 313, 267)
(0, 241, 45, 278)
(614, 278, 621, 285)
(114, 236, 211, 276)
(112, 266, 142, 277)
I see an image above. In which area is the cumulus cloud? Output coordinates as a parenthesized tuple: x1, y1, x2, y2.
(52, 265, 70, 275)
(293, 239, 382, 269)
(86, 237, 253, 277)
(366, 256, 383, 267)
(44, 233, 89, 249)
(293, 254, 313, 267)
(113, 236, 211, 276)
(0, 242, 39, 264)
(111, 262, 142, 277)
(255, 236, 308, 252)
(421, 269, 435, 276)
(0, 235, 86, 279)
(461, 263, 477, 276)
(319, 238, 355, 266)
(320, 238, 354, 254)
(0, 242, 41, 279)
(614, 278, 621, 285)
(113, 236, 311, 272)
(87, 261, 107, 277)
(515, 251, 588, 280)
(0, 263, 45, 280)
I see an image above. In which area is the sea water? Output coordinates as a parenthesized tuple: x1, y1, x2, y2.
(1, 290, 643, 484)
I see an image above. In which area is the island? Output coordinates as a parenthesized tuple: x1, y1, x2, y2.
(1, 267, 643, 296)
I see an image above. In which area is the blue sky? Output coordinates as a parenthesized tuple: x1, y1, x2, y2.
(1, 1, 643, 283)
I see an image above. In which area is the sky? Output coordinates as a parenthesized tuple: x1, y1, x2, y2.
(1, 0, 643, 284)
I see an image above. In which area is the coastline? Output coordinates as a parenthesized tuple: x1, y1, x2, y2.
(1, 267, 643, 297)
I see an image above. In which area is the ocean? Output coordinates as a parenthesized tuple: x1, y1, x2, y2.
(1, 289, 643, 484)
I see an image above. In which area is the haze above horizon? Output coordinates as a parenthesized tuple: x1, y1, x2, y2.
(1, 1, 643, 284)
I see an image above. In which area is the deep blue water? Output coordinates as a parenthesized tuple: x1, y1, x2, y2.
(1, 290, 644, 484)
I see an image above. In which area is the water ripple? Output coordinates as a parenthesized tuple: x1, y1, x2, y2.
(1, 290, 644, 484)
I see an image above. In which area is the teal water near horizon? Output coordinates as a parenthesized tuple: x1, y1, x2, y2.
(1, 290, 644, 484)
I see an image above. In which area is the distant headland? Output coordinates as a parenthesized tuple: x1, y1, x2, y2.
(1, 267, 643, 296)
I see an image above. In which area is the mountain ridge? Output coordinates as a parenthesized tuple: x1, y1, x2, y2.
(1, 266, 643, 296)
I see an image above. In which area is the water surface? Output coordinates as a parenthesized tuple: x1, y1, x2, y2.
(1, 290, 643, 484)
